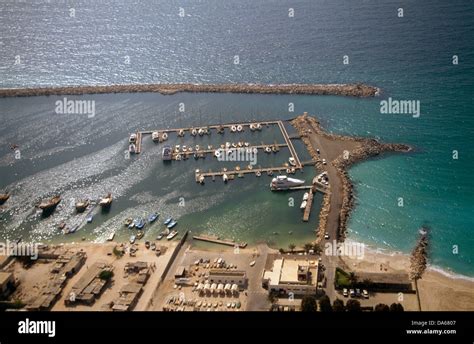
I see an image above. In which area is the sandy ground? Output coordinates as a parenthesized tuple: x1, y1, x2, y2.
(44, 241, 178, 311)
(152, 244, 273, 311)
(340, 248, 474, 311)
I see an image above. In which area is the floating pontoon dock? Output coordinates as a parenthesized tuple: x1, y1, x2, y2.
(193, 235, 247, 249)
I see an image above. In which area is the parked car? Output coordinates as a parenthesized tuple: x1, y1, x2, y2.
(355, 288, 361, 297)
(349, 289, 355, 297)
(324, 232, 330, 240)
(343, 288, 348, 297)
(362, 290, 369, 299)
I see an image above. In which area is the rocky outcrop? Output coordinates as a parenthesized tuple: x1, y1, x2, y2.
(410, 227, 429, 280)
(0, 83, 379, 98)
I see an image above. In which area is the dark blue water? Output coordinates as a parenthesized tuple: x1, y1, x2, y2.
(0, 0, 473, 277)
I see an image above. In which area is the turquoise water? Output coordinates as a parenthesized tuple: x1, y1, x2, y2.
(0, 0, 473, 276)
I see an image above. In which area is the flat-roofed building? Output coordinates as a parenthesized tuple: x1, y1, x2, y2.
(208, 269, 248, 288)
(262, 256, 319, 295)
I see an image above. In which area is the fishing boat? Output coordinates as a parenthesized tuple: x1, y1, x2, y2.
(289, 157, 297, 166)
(198, 175, 205, 184)
(162, 145, 172, 161)
(156, 233, 164, 240)
(38, 195, 61, 211)
(167, 220, 177, 229)
(256, 123, 262, 131)
(300, 200, 307, 209)
(129, 143, 136, 154)
(136, 231, 144, 240)
(86, 215, 93, 223)
(217, 125, 225, 134)
(237, 125, 243, 132)
(164, 217, 172, 225)
(75, 199, 89, 213)
(99, 193, 113, 207)
(161, 132, 168, 141)
(135, 218, 145, 230)
(198, 128, 204, 136)
(129, 133, 137, 144)
(222, 174, 228, 183)
(167, 230, 178, 240)
(191, 128, 197, 136)
(264, 146, 272, 153)
(178, 129, 185, 137)
(230, 125, 237, 133)
(148, 213, 159, 223)
(270, 175, 305, 191)
(124, 218, 133, 227)
(130, 235, 136, 244)
(0, 193, 10, 205)
(249, 124, 256, 131)
(107, 232, 115, 241)
(255, 171, 261, 177)
(152, 131, 160, 142)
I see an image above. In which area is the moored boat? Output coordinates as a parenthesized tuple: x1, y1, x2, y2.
(167, 230, 178, 240)
(99, 193, 113, 207)
(135, 218, 145, 230)
(38, 195, 61, 211)
(162, 145, 172, 161)
(300, 200, 307, 209)
(136, 231, 144, 240)
(164, 217, 172, 225)
(152, 131, 160, 142)
(270, 175, 305, 191)
(75, 199, 90, 213)
(124, 218, 133, 227)
(0, 193, 10, 205)
(167, 220, 177, 229)
(130, 235, 136, 244)
(148, 213, 159, 223)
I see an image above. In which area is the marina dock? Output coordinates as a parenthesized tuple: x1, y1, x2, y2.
(303, 189, 314, 222)
(193, 235, 247, 249)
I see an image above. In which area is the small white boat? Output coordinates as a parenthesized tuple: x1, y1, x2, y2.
(270, 175, 305, 190)
(129, 143, 136, 153)
(256, 123, 262, 131)
(289, 157, 296, 166)
(223, 174, 228, 183)
(249, 124, 256, 131)
(255, 171, 261, 177)
(152, 131, 160, 142)
(167, 230, 178, 240)
(130, 235, 136, 244)
(178, 129, 185, 137)
(107, 232, 115, 241)
(300, 200, 307, 209)
(230, 125, 237, 132)
(191, 128, 197, 136)
(214, 149, 221, 158)
(129, 133, 137, 143)
(161, 132, 168, 141)
(264, 146, 271, 153)
(249, 260, 256, 267)
(236, 125, 243, 132)
(198, 175, 205, 184)
(198, 128, 204, 136)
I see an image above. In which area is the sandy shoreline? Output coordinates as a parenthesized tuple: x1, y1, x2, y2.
(339, 241, 474, 311)
(0, 82, 379, 98)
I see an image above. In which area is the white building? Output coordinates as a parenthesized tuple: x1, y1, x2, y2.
(262, 257, 319, 295)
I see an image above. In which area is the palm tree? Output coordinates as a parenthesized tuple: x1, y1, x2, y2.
(304, 243, 313, 253)
(301, 295, 317, 312)
(345, 299, 361, 312)
(288, 243, 296, 253)
(348, 272, 358, 286)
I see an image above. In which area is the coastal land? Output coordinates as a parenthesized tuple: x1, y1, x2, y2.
(0, 87, 472, 312)
(0, 83, 379, 98)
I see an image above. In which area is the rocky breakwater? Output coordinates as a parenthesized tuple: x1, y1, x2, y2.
(291, 113, 411, 243)
(0, 83, 379, 98)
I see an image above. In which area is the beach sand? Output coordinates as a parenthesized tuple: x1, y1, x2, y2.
(340, 247, 474, 311)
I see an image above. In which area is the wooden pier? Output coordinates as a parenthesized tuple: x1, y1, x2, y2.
(303, 189, 314, 222)
(193, 235, 247, 249)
